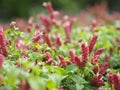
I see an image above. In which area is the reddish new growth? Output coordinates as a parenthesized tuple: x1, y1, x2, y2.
(0, 54, 5, 68)
(0, 27, 8, 57)
(89, 35, 98, 54)
(108, 73, 120, 90)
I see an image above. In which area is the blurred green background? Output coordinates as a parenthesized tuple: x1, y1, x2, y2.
(0, 0, 120, 21)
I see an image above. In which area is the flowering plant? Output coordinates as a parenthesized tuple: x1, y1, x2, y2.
(0, 2, 120, 90)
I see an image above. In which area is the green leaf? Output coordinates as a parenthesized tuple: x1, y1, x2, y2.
(28, 77, 46, 90)
(72, 75, 88, 85)
(66, 64, 78, 72)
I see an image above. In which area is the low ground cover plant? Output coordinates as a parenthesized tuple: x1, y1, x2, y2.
(0, 2, 120, 90)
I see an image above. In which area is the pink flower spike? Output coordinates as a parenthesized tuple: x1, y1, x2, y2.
(39, 15, 51, 32)
(63, 21, 71, 43)
(81, 43, 89, 63)
(0, 54, 5, 68)
(89, 35, 98, 54)
(43, 2, 53, 14)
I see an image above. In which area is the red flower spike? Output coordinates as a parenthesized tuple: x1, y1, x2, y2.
(94, 48, 104, 56)
(39, 15, 51, 32)
(0, 27, 8, 57)
(46, 58, 56, 65)
(45, 52, 52, 59)
(92, 66, 99, 74)
(91, 48, 104, 64)
(0, 54, 5, 68)
(74, 56, 83, 68)
(108, 73, 120, 90)
(89, 35, 98, 54)
(58, 55, 67, 67)
(99, 62, 109, 75)
(69, 49, 75, 62)
(104, 54, 110, 62)
(53, 33, 62, 47)
(43, 34, 52, 47)
(91, 74, 104, 88)
(63, 21, 71, 43)
(32, 31, 43, 43)
(43, 2, 53, 14)
(81, 43, 89, 66)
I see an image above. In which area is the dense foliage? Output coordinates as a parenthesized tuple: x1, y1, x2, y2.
(0, 2, 120, 90)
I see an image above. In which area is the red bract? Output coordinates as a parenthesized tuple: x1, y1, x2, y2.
(0, 54, 5, 68)
(89, 35, 98, 54)
(0, 27, 8, 57)
(91, 74, 104, 88)
(108, 73, 120, 90)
